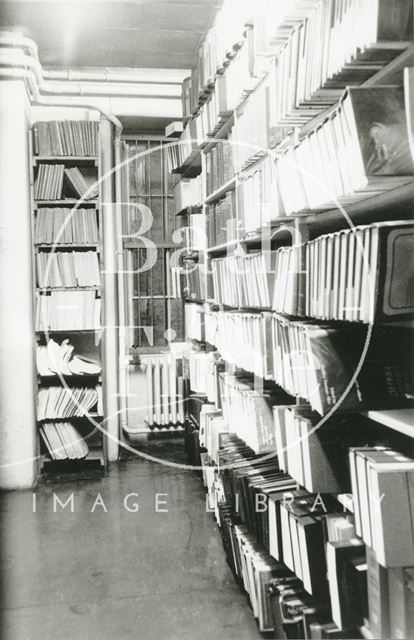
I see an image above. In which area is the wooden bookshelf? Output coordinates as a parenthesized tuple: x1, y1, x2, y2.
(30, 118, 107, 478)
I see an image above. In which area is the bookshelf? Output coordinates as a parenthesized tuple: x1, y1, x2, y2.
(167, 2, 414, 639)
(30, 117, 107, 477)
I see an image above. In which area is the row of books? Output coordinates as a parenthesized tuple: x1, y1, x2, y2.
(238, 155, 280, 234)
(37, 338, 101, 377)
(349, 446, 414, 568)
(195, 75, 232, 139)
(187, 349, 216, 398)
(40, 422, 89, 460)
(185, 0, 255, 118)
(35, 208, 99, 245)
(215, 439, 364, 615)
(303, 221, 414, 322)
(206, 310, 272, 380)
(219, 372, 292, 454)
(36, 251, 101, 288)
(211, 253, 273, 307)
(186, 212, 207, 252)
(184, 302, 204, 342)
(233, 74, 269, 171)
(275, 87, 414, 216)
(37, 386, 102, 420)
(271, 315, 413, 415)
(273, 407, 398, 495)
(206, 191, 237, 247)
(166, 119, 199, 173)
(204, 429, 414, 639)
(34, 164, 98, 201)
(36, 291, 101, 331)
(174, 175, 203, 213)
(33, 120, 99, 157)
(211, 220, 414, 322)
(182, 261, 205, 302)
(205, 136, 234, 195)
(266, 0, 413, 130)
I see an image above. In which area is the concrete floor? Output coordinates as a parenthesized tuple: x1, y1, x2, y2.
(0, 438, 261, 640)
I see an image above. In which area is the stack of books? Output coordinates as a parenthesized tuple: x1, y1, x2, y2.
(211, 310, 273, 379)
(303, 221, 414, 322)
(205, 136, 234, 195)
(274, 408, 396, 494)
(184, 302, 204, 341)
(37, 338, 100, 376)
(219, 372, 291, 453)
(275, 87, 414, 215)
(174, 175, 203, 212)
(36, 251, 101, 288)
(39, 422, 89, 460)
(37, 386, 102, 420)
(266, 0, 413, 129)
(187, 349, 216, 400)
(349, 447, 414, 567)
(35, 208, 99, 244)
(206, 191, 237, 247)
(271, 316, 414, 414)
(212, 253, 274, 307)
(238, 155, 282, 234)
(36, 291, 101, 331)
(35, 165, 97, 200)
(33, 120, 99, 156)
(234, 76, 269, 171)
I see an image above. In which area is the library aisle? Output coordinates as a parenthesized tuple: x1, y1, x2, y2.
(0, 440, 260, 640)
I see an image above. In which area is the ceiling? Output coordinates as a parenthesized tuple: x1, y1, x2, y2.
(0, 0, 222, 69)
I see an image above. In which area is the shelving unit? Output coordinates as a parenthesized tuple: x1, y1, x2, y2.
(30, 118, 107, 477)
(167, 2, 414, 639)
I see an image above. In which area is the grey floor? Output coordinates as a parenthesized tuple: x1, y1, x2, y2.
(0, 438, 261, 640)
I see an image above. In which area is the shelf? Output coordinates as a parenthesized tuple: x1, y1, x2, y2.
(34, 199, 98, 207)
(38, 373, 102, 382)
(363, 409, 414, 438)
(175, 204, 203, 217)
(38, 414, 103, 423)
(37, 286, 100, 292)
(206, 239, 238, 255)
(202, 113, 235, 154)
(205, 176, 236, 204)
(36, 329, 101, 334)
(294, 182, 414, 236)
(35, 243, 100, 250)
(33, 156, 98, 165)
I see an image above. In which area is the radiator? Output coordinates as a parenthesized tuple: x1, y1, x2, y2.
(141, 354, 184, 428)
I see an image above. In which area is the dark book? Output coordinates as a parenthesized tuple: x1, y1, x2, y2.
(326, 539, 368, 630)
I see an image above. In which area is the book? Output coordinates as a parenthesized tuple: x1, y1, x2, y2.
(326, 538, 368, 630)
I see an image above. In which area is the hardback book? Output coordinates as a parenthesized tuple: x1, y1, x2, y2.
(326, 538, 368, 630)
